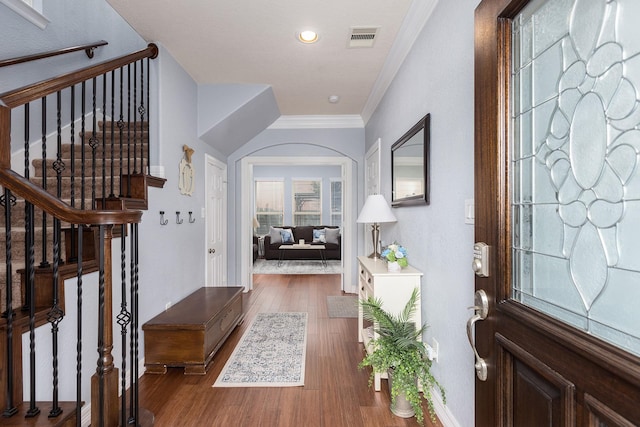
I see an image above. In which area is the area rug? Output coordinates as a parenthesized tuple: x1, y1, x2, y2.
(326, 295, 358, 318)
(252, 259, 342, 275)
(213, 312, 308, 387)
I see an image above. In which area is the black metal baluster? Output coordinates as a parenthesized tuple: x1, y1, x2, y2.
(133, 62, 138, 175)
(75, 224, 83, 427)
(96, 225, 105, 427)
(109, 70, 115, 198)
(90, 77, 99, 210)
(146, 57, 151, 176)
(138, 58, 146, 175)
(102, 73, 107, 204)
(21, 103, 32, 312)
(48, 91, 65, 418)
(2, 187, 17, 418)
(39, 96, 50, 268)
(81, 82, 87, 210)
(131, 223, 140, 424)
(25, 200, 39, 418)
(126, 64, 132, 198)
(117, 223, 131, 427)
(69, 85, 78, 262)
(118, 67, 125, 198)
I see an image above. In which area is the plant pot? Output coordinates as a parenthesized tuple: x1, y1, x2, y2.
(387, 369, 415, 418)
(387, 261, 401, 272)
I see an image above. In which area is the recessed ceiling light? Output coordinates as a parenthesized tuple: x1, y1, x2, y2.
(298, 30, 318, 44)
(328, 95, 340, 104)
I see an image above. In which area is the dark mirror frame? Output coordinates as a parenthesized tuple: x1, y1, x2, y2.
(391, 113, 430, 207)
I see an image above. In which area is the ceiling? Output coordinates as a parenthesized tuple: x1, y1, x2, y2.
(107, 0, 437, 121)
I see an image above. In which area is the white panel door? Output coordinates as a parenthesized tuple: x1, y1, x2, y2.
(205, 155, 227, 286)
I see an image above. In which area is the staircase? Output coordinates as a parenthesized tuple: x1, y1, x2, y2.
(0, 43, 160, 426)
(0, 121, 164, 426)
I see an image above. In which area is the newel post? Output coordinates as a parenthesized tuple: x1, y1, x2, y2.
(0, 106, 12, 168)
(92, 225, 119, 427)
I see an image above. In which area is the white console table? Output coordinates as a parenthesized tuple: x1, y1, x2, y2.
(357, 255, 423, 391)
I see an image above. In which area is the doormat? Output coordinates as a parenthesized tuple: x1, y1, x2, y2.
(326, 295, 358, 318)
(213, 312, 307, 387)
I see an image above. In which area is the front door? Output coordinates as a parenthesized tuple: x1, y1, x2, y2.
(474, 0, 640, 425)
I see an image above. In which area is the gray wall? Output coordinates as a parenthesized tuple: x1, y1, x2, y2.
(0, 0, 146, 93)
(365, 0, 480, 425)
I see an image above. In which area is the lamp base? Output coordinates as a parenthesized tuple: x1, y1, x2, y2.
(368, 223, 381, 259)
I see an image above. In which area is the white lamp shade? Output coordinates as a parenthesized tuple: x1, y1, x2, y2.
(356, 194, 397, 223)
(253, 217, 260, 228)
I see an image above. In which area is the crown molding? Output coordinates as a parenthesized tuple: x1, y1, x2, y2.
(361, 0, 439, 125)
(269, 115, 364, 129)
(1, 0, 49, 29)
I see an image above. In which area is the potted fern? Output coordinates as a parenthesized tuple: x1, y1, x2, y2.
(358, 288, 445, 425)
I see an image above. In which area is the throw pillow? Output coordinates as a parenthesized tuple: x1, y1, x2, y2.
(325, 227, 340, 245)
(312, 228, 326, 243)
(269, 226, 283, 244)
(280, 228, 294, 243)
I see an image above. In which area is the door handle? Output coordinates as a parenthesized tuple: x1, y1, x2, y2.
(209, 248, 216, 254)
(467, 289, 489, 381)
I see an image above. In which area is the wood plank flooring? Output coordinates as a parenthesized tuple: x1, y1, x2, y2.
(138, 274, 441, 427)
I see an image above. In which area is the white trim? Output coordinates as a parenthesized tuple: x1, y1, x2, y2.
(431, 386, 461, 427)
(269, 115, 364, 129)
(365, 138, 381, 194)
(0, 0, 49, 29)
(361, 0, 439, 124)
(241, 156, 355, 294)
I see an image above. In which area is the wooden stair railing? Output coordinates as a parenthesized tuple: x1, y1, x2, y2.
(0, 44, 158, 427)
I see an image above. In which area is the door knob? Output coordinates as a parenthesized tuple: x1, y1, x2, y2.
(208, 248, 215, 254)
(466, 289, 489, 381)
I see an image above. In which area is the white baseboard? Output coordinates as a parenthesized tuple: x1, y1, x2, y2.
(432, 389, 461, 427)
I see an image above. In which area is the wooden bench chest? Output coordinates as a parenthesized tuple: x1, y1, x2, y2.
(142, 286, 244, 375)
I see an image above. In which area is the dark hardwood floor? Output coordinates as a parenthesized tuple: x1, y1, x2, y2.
(138, 274, 441, 426)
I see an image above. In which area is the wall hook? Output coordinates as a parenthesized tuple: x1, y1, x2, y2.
(159, 211, 168, 225)
(176, 211, 183, 224)
(188, 211, 196, 223)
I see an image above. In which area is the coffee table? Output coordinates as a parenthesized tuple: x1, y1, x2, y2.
(278, 244, 327, 267)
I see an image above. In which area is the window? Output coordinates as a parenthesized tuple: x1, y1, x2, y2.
(330, 179, 342, 226)
(255, 180, 284, 235)
(292, 179, 321, 226)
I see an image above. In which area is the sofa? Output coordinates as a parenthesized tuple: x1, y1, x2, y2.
(253, 235, 259, 263)
(263, 225, 341, 260)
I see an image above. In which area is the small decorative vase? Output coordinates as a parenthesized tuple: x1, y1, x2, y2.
(387, 261, 401, 272)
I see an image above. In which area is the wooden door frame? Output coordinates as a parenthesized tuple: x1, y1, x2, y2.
(475, 0, 640, 425)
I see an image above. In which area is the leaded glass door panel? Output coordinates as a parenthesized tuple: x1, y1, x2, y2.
(475, 0, 640, 424)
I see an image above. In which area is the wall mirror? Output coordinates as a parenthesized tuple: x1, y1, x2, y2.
(391, 113, 430, 207)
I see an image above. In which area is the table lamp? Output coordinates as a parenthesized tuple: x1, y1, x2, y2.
(356, 194, 397, 259)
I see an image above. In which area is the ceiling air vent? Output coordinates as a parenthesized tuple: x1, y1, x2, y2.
(348, 27, 379, 48)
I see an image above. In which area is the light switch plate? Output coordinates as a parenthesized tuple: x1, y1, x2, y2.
(465, 199, 474, 224)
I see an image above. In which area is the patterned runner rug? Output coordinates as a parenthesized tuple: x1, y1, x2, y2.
(252, 259, 342, 274)
(213, 312, 308, 387)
